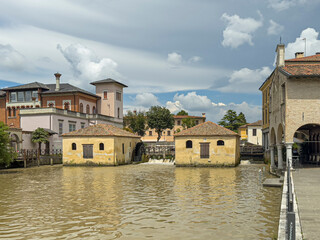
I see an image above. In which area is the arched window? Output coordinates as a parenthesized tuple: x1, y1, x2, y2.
(12, 108, 16, 117)
(86, 105, 90, 114)
(99, 143, 104, 151)
(217, 140, 225, 146)
(8, 108, 11, 117)
(80, 103, 83, 113)
(186, 140, 193, 148)
(72, 143, 77, 150)
(48, 103, 54, 108)
(93, 106, 96, 114)
(64, 102, 70, 110)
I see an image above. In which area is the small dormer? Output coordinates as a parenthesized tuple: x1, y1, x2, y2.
(90, 78, 127, 119)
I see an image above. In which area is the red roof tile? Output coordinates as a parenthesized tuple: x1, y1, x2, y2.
(286, 54, 320, 62)
(280, 64, 320, 76)
(62, 124, 140, 138)
(174, 121, 238, 137)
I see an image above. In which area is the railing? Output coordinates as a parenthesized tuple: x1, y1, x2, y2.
(145, 145, 175, 159)
(286, 164, 296, 240)
(16, 149, 62, 168)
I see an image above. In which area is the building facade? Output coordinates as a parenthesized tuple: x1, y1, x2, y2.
(0, 73, 127, 151)
(260, 44, 320, 169)
(238, 120, 262, 146)
(174, 121, 240, 167)
(142, 114, 206, 142)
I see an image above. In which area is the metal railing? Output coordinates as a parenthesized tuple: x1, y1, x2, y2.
(287, 164, 296, 240)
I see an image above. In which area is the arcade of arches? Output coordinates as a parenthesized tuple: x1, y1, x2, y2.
(269, 123, 320, 169)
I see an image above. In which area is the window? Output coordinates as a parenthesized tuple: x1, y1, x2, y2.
(48, 103, 54, 108)
(81, 122, 85, 129)
(122, 143, 124, 154)
(200, 143, 210, 158)
(25, 91, 32, 102)
(217, 140, 224, 146)
(253, 129, 257, 136)
(177, 120, 181, 125)
(8, 108, 11, 117)
(72, 143, 77, 150)
(92, 106, 96, 114)
(83, 144, 93, 159)
(80, 103, 83, 113)
(246, 129, 248, 135)
(149, 131, 152, 136)
(69, 122, 76, 132)
(12, 108, 16, 117)
(186, 140, 192, 148)
(116, 92, 121, 101)
(64, 102, 70, 110)
(17, 92, 24, 102)
(99, 143, 104, 151)
(86, 105, 90, 114)
(59, 121, 63, 136)
(118, 108, 120, 118)
(196, 120, 199, 125)
(10, 92, 17, 102)
(281, 84, 285, 104)
(103, 91, 108, 99)
(167, 130, 171, 136)
(32, 91, 38, 101)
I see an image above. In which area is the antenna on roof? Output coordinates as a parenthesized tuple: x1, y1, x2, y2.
(280, 36, 282, 44)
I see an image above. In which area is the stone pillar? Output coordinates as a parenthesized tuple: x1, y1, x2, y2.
(286, 142, 293, 169)
(270, 145, 276, 169)
(277, 144, 283, 170)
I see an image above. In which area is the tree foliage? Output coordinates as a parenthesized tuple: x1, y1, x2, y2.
(124, 110, 147, 136)
(176, 110, 188, 116)
(182, 117, 196, 129)
(218, 110, 247, 132)
(0, 122, 15, 167)
(32, 128, 49, 151)
(146, 106, 174, 141)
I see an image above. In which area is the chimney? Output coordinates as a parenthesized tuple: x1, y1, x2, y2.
(295, 52, 304, 58)
(276, 44, 285, 67)
(54, 72, 61, 91)
(202, 113, 206, 118)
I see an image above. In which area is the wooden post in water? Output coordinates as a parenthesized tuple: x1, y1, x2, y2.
(23, 150, 27, 168)
(37, 150, 40, 167)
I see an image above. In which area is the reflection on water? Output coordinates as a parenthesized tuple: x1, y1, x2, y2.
(0, 165, 281, 239)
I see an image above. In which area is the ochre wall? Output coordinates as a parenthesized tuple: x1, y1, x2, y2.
(175, 136, 240, 167)
(62, 136, 140, 166)
(239, 128, 247, 140)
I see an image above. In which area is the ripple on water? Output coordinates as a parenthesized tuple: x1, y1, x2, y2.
(0, 164, 281, 239)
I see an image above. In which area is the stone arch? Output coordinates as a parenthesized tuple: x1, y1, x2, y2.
(270, 127, 276, 145)
(277, 124, 284, 144)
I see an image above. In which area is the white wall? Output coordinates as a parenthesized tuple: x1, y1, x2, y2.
(247, 126, 262, 145)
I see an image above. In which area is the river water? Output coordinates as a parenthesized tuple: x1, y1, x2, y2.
(0, 164, 281, 240)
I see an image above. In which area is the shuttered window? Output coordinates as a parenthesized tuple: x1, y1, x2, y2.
(200, 143, 210, 158)
(83, 144, 93, 159)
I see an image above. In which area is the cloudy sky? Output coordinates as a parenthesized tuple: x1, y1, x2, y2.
(1, 0, 320, 122)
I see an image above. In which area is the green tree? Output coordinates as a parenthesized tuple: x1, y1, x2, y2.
(146, 106, 174, 141)
(182, 117, 196, 129)
(0, 122, 15, 167)
(176, 110, 188, 116)
(218, 110, 247, 132)
(124, 110, 147, 136)
(32, 128, 49, 152)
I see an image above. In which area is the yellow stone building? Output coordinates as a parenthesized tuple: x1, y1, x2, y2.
(62, 124, 140, 166)
(174, 121, 240, 167)
(142, 114, 206, 142)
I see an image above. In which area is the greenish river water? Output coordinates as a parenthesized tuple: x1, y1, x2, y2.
(0, 164, 281, 239)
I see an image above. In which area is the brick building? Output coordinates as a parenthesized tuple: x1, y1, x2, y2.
(260, 44, 320, 169)
(0, 73, 127, 151)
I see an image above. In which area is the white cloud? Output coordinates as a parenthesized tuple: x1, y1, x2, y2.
(268, 20, 284, 35)
(285, 28, 320, 59)
(188, 56, 202, 63)
(217, 66, 272, 93)
(0, 44, 26, 70)
(167, 52, 183, 65)
(57, 43, 121, 82)
(221, 12, 263, 48)
(172, 92, 215, 112)
(268, 0, 306, 11)
(134, 93, 160, 108)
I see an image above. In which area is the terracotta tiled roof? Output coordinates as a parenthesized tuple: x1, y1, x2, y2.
(280, 64, 320, 77)
(1, 82, 49, 91)
(173, 115, 205, 119)
(285, 54, 320, 62)
(239, 120, 262, 128)
(174, 121, 238, 137)
(62, 124, 140, 138)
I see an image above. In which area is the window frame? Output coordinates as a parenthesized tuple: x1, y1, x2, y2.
(99, 143, 104, 151)
(186, 140, 193, 148)
(253, 129, 257, 136)
(200, 142, 210, 158)
(72, 143, 77, 150)
(217, 140, 225, 146)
